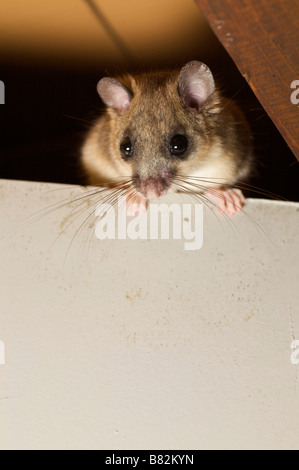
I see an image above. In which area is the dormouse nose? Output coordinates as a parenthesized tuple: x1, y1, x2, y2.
(139, 178, 165, 199)
(134, 169, 173, 199)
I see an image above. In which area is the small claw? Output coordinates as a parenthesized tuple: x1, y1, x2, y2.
(126, 193, 148, 216)
(206, 188, 245, 216)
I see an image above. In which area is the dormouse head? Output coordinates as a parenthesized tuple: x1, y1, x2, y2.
(97, 61, 217, 199)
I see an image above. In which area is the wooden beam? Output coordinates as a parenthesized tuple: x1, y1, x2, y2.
(194, 0, 299, 160)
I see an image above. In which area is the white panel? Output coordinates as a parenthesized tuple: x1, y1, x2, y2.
(0, 180, 298, 450)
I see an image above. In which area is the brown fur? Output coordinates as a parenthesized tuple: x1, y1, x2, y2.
(81, 65, 253, 195)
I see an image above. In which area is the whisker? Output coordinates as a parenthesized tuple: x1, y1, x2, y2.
(173, 177, 267, 238)
(19, 187, 110, 231)
(63, 186, 130, 262)
(172, 181, 236, 233)
(82, 187, 131, 261)
(47, 187, 122, 255)
(20, 179, 133, 230)
(176, 185, 235, 235)
(61, 113, 97, 127)
(18, 178, 135, 263)
(176, 175, 290, 202)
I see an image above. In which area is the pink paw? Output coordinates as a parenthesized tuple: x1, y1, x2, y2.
(126, 193, 148, 216)
(206, 188, 245, 216)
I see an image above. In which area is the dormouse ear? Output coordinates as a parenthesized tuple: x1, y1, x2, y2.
(97, 77, 132, 111)
(178, 61, 215, 111)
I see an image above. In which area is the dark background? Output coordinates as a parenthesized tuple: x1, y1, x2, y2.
(0, 1, 298, 201)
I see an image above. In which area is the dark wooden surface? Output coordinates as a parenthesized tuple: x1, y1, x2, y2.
(194, 0, 299, 161)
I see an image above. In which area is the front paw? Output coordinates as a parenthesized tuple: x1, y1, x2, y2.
(205, 188, 245, 216)
(126, 193, 148, 216)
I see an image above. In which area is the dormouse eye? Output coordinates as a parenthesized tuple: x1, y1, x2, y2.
(120, 136, 133, 160)
(170, 135, 188, 157)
